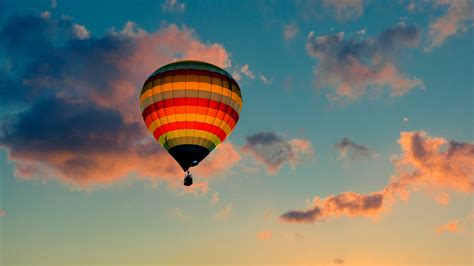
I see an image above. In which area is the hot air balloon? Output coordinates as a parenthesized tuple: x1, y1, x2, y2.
(139, 60, 243, 186)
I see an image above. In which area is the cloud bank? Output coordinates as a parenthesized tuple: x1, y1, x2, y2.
(0, 11, 237, 189)
(306, 24, 423, 102)
(281, 131, 473, 223)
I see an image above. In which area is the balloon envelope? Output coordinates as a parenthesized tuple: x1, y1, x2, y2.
(140, 60, 243, 171)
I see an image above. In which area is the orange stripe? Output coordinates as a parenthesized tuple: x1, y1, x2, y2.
(153, 121, 228, 142)
(144, 106, 236, 130)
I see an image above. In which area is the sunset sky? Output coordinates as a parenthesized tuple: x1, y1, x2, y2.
(0, 0, 473, 265)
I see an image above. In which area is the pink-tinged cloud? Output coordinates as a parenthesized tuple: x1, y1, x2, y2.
(434, 192, 450, 206)
(0, 12, 236, 190)
(427, 0, 474, 51)
(281, 131, 474, 223)
(242, 131, 315, 175)
(194, 142, 241, 178)
(306, 24, 423, 102)
(257, 230, 272, 240)
(435, 219, 463, 234)
(0, 210, 5, 217)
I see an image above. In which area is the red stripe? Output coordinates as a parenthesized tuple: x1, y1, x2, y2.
(153, 121, 228, 142)
(142, 97, 240, 125)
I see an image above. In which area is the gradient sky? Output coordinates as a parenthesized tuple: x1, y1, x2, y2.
(0, 0, 473, 265)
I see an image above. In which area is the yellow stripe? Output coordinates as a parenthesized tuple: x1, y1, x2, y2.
(147, 114, 232, 135)
(140, 82, 243, 106)
(157, 129, 221, 147)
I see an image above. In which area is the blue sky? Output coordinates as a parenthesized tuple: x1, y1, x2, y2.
(0, 0, 473, 265)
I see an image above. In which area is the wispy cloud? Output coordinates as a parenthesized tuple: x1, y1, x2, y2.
(435, 219, 463, 234)
(259, 74, 273, 85)
(242, 131, 314, 175)
(0, 12, 234, 189)
(232, 64, 255, 81)
(281, 131, 473, 223)
(161, 0, 186, 13)
(306, 23, 423, 102)
(334, 138, 379, 160)
(426, 0, 474, 51)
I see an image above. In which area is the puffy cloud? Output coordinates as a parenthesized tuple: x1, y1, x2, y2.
(242, 132, 314, 175)
(213, 203, 233, 220)
(257, 230, 272, 240)
(322, 0, 365, 21)
(334, 137, 379, 160)
(73, 24, 89, 40)
(427, 0, 474, 51)
(283, 23, 299, 42)
(161, 0, 186, 13)
(0, 12, 234, 189)
(435, 219, 463, 234)
(306, 23, 423, 101)
(281, 131, 473, 223)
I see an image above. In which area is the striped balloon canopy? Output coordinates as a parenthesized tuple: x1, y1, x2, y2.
(140, 60, 243, 172)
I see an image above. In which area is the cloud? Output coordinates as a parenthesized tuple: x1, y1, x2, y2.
(334, 258, 345, 264)
(427, 0, 474, 51)
(0, 12, 234, 189)
(435, 219, 463, 234)
(403, 116, 409, 123)
(51, 0, 57, 9)
(72, 24, 90, 40)
(281, 131, 473, 223)
(232, 64, 255, 81)
(322, 0, 365, 21)
(210, 192, 220, 205)
(213, 203, 233, 220)
(306, 23, 423, 101)
(283, 23, 299, 42)
(242, 132, 314, 175)
(334, 137, 379, 160)
(257, 230, 272, 240)
(161, 0, 186, 13)
(434, 192, 449, 206)
(259, 74, 273, 85)
(168, 208, 190, 219)
(0, 210, 5, 217)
